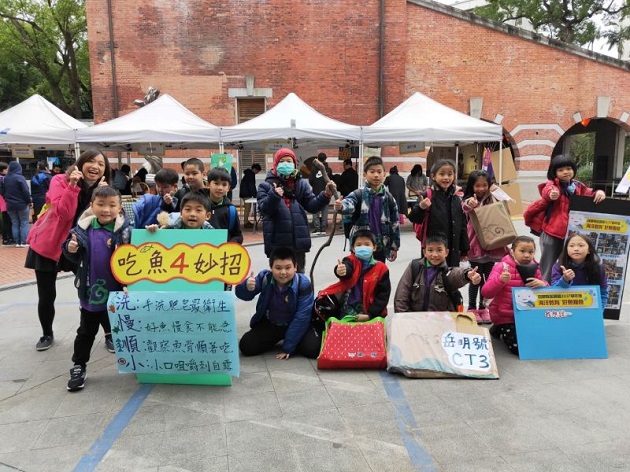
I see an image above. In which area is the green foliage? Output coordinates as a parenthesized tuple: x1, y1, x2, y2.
(474, 0, 630, 47)
(0, 0, 91, 118)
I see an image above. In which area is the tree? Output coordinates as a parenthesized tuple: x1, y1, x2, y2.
(0, 0, 91, 118)
(474, 0, 630, 47)
(602, 20, 630, 58)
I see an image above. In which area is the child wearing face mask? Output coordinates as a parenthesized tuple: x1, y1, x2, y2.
(257, 148, 336, 273)
(315, 229, 391, 324)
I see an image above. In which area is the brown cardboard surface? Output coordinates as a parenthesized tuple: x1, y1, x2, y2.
(386, 312, 499, 379)
(490, 148, 517, 182)
(501, 182, 524, 216)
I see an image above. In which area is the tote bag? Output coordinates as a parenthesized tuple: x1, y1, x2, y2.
(317, 317, 387, 369)
(470, 201, 517, 250)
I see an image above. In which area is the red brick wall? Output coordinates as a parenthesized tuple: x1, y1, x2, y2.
(87, 0, 630, 172)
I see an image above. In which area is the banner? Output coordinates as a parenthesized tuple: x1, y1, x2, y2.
(513, 286, 607, 360)
(568, 196, 630, 319)
(107, 290, 239, 376)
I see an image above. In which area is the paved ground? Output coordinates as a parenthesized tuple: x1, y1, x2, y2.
(1, 219, 629, 472)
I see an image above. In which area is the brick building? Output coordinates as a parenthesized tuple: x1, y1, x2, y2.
(86, 0, 630, 189)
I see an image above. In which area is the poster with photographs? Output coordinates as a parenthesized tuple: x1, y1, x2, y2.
(569, 196, 630, 320)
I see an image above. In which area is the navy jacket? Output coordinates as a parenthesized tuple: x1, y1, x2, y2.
(257, 172, 329, 256)
(0, 162, 31, 211)
(235, 270, 313, 353)
(30, 171, 52, 206)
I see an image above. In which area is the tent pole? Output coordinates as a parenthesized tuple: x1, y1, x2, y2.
(455, 144, 459, 187)
(358, 142, 364, 188)
(74, 142, 81, 160)
(499, 141, 503, 184)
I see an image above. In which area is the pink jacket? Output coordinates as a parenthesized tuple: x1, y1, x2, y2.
(27, 174, 81, 262)
(481, 254, 548, 325)
(462, 194, 509, 262)
(540, 179, 595, 239)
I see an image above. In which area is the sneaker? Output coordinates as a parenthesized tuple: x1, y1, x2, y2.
(105, 336, 115, 353)
(67, 365, 86, 391)
(478, 308, 492, 324)
(36, 335, 54, 351)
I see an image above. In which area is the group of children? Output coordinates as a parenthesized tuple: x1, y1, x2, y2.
(61, 150, 610, 391)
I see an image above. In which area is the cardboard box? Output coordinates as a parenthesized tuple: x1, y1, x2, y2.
(386, 312, 499, 379)
(500, 182, 523, 217)
(490, 147, 517, 183)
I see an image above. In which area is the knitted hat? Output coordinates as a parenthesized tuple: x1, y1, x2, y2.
(273, 148, 297, 169)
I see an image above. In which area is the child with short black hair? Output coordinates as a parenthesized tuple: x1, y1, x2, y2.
(207, 167, 243, 243)
(132, 168, 179, 228)
(394, 234, 481, 313)
(551, 233, 608, 306)
(482, 236, 548, 355)
(147, 192, 214, 230)
(173, 158, 210, 211)
(62, 186, 131, 391)
(537, 154, 605, 281)
(334, 156, 400, 263)
(235, 247, 315, 359)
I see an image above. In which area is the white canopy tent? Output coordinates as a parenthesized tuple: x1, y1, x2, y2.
(76, 94, 221, 149)
(362, 92, 502, 145)
(362, 92, 504, 180)
(220, 93, 362, 147)
(0, 94, 86, 147)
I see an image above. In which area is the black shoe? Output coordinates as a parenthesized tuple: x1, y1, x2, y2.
(243, 222, 254, 228)
(489, 325, 501, 340)
(36, 335, 54, 351)
(105, 336, 115, 353)
(67, 365, 86, 391)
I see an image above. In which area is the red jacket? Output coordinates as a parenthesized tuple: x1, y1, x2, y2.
(319, 254, 389, 318)
(481, 254, 548, 325)
(540, 179, 595, 239)
(27, 174, 81, 262)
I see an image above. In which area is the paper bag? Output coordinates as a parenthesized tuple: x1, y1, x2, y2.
(386, 312, 499, 379)
(318, 317, 387, 369)
(469, 201, 517, 250)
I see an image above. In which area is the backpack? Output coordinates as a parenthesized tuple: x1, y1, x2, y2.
(412, 187, 432, 242)
(523, 198, 553, 236)
(410, 258, 463, 311)
(228, 205, 237, 232)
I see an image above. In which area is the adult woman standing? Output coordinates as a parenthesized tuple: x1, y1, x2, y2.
(406, 164, 428, 197)
(26, 149, 111, 351)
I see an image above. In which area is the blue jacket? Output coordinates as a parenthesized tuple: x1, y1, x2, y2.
(132, 194, 177, 228)
(62, 209, 131, 303)
(30, 171, 52, 205)
(257, 171, 329, 256)
(0, 161, 31, 211)
(235, 270, 313, 353)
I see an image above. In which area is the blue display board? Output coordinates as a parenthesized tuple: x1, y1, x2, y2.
(513, 286, 608, 360)
(107, 290, 239, 376)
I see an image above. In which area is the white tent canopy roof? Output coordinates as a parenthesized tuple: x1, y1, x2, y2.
(221, 92, 361, 145)
(76, 94, 221, 147)
(0, 94, 87, 145)
(362, 92, 502, 145)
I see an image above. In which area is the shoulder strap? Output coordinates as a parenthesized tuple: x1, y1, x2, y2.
(411, 258, 422, 283)
(441, 266, 463, 308)
(228, 205, 237, 231)
(351, 188, 362, 223)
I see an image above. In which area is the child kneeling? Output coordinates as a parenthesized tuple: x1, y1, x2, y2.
(394, 234, 481, 313)
(235, 247, 317, 360)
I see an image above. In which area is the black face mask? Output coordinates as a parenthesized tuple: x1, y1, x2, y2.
(516, 263, 539, 283)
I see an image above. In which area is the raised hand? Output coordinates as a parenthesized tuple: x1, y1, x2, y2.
(273, 183, 284, 197)
(500, 263, 510, 283)
(336, 258, 346, 277)
(333, 197, 343, 211)
(467, 266, 482, 285)
(466, 196, 479, 208)
(67, 234, 79, 253)
(246, 271, 256, 291)
(419, 196, 432, 210)
(593, 190, 606, 204)
(69, 168, 83, 186)
(97, 176, 108, 187)
(560, 265, 575, 282)
(549, 187, 560, 200)
(163, 192, 173, 205)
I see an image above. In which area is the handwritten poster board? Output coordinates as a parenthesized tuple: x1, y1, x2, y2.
(107, 291, 238, 375)
(569, 196, 630, 320)
(386, 312, 499, 379)
(513, 286, 607, 360)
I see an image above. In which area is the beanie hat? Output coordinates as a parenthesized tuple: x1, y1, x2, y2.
(273, 148, 297, 169)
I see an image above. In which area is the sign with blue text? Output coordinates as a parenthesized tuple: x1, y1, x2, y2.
(513, 286, 607, 360)
(107, 290, 239, 376)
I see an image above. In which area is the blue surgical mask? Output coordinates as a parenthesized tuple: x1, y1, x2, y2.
(276, 162, 295, 177)
(354, 246, 373, 261)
